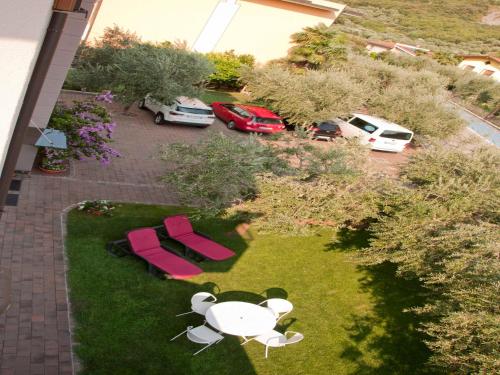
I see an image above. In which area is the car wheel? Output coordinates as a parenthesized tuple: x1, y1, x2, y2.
(154, 112, 164, 125)
(138, 99, 146, 109)
(227, 121, 236, 130)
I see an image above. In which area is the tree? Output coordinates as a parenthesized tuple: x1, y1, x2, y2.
(360, 146, 500, 373)
(206, 50, 255, 90)
(241, 66, 368, 126)
(287, 23, 347, 69)
(72, 44, 213, 110)
(159, 132, 287, 217)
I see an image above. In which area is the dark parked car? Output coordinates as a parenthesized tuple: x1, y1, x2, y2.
(310, 120, 342, 141)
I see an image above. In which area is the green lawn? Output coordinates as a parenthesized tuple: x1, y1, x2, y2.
(66, 204, 432, 375)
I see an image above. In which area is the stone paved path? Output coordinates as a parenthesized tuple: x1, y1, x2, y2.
(0, 92, 235, 374)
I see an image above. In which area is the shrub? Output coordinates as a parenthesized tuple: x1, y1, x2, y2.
(242, 66, 368, 126)
(206, 51, 255, 90)
(361, 146, 500, 373)
(159, 132, 286, 217)
(288, 23, 347, 69)
(71, 43, 214, 109)
(42, 95, 120, 167)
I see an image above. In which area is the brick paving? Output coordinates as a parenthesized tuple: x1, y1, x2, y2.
(0, 92, 235, 374)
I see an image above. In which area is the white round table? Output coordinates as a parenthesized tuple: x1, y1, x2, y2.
(205, 301, 276, 336)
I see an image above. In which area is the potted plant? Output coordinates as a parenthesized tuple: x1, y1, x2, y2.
(38, 148, 67, 174)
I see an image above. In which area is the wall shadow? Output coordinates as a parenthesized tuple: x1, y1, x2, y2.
(329, 229, 436, 375)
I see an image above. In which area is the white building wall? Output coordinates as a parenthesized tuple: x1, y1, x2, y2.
(0, 0, 54, 174)
(458, 60, 500, 82)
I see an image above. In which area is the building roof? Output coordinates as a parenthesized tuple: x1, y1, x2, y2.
(280, 0, 346, 12)
(460, 55, 500, 64)
(367, 40, 396, 49)
(352, 113, 413, 133)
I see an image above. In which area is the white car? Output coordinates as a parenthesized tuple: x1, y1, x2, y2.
(337, 113, 413, 152)
(139, 95, 215, 127)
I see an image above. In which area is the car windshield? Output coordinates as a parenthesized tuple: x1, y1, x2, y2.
(349, 117, 378, 134)
(380, 130, 412, 140)
(318, 122, 339, 131)
(176, 106, 213, 115)
(254, 117, 282, 125)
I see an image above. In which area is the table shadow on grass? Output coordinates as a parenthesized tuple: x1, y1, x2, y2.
(67, 206, 262, 375)
(329, 229, 436, 375)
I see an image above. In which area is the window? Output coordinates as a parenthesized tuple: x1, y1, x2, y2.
(176, 106, 213, 115)
(318, 122, 340, 131)
(254, 117, 282, 125)
(481, 69, 495, 77)
(232, 107, 251, 118)
(380, 130, 412, 140)
(349, 117, 378, 134)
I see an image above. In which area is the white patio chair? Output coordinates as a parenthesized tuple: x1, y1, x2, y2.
(170, 325, 224, 355)
(259, 298, 293, 322)
(176, 292, 217, 317)
(243, 330, 304, 358)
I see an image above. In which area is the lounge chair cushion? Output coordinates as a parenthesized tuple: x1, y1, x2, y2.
(174, 233, 235, 261)
(164, 215, 194, 238)
(126, 228, 203, 279)
(127, 228, 161, 253)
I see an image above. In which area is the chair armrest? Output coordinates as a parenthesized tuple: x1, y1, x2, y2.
(106, 239, 130, 257)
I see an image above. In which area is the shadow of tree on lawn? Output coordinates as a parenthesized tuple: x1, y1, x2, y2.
(331, 229, 438, 375)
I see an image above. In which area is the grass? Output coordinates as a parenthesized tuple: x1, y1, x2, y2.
(200, 90, 250, 105)
(66, 204, 433, 374)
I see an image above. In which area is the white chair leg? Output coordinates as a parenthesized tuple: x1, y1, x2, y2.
(193, 338, 223, 356)
(265, 345, 269, 359)
(276, 311, 290, 322)
(170, 328, 189, 341)
(176, 310, 195, 317)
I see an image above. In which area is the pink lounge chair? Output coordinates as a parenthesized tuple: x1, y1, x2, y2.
(126, 228, 203, 279)
(163, 215, 235, 261)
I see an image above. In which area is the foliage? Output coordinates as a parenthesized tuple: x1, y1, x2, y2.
(159, 132, 286, 217)
(241, 66, 367, 126)
(108, 44, 213, 107)
(67, 31, 214, 108)
(244, 55, 465, 137)
(360, 146, 500, 373)
(66, 203, 432, 374)
(72, 25, 140, 72)
(206, 50, 255, 90)
(337, 1, 500, 53)
(77, 200, 116, 217)
(287, 23, 347, 69)
(431, 51, 463, 66)
(232, 135, 380, 233)
(42, 95, 120, 168)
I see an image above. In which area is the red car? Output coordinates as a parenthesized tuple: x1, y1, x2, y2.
(211, 102, 285, 134)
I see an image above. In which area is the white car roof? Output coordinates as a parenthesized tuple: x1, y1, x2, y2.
(175, 96, 211, 110)
(351, 113, 413, 134)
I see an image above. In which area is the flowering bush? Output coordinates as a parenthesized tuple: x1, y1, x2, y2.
(77, 200, 116, 216)
(40, 93, 120, 169)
